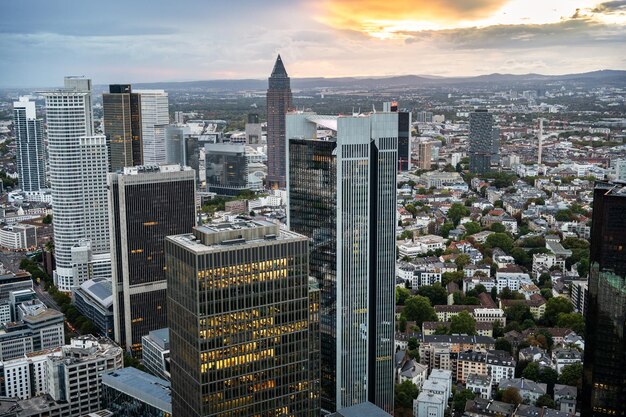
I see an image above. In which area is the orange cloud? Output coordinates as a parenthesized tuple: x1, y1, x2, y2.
(321, 0, 509, 37)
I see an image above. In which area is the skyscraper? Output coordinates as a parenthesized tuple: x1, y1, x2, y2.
(383, 102, 411, 171)
(102, 84, 143, 170)
(287, 112, 397, 413)
(109, 165, 196, 357)
(44, 77, 110, 291)
(582, 182, 626, 416)
(418, 141, 433, 170)
(469, 110, 499, 174)
(165, 220, 319, 417)
(266, 54, 293, 189)
(13, 97, 45, 192)
(135, 89, 169, 165)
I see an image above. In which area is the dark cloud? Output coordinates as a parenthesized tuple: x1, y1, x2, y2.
(592, 1, 626, 13)
(402, 18, 626, 49)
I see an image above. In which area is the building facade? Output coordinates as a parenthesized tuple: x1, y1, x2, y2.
(102, 84, 143, 170)
(287, 112, 397, 412)
(469, 110, 498, 174)
(44, 77, 110, 291)
(109, 165, 196, 357)
(101, 367, 171, 417)
(135, 90, 169, 165)
(165, 220, 319, 417)
(418, 141, 433, 170)
(13, 97, 45, 192)
(266, 55, 293, 189)
(141, 328, 170, 381)
(204, 143, 263, 195)
(73, 278, 114, 337)
(582, 182, 626, 417)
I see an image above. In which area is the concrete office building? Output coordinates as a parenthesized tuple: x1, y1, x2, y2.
(44, 77, 110, 291)
(418, 141, 433, 170)
(287, 111, 397, 412)
(141, 328, 170, 381)
(469, 110, 499, 174)
(46, 336, 123, 416)
(73, 278, 114, 337)
(205, 143, 264, 195)
(165, 220, 319, 417)
(109, 165, 195, 357)
(102, 367, 171, 417)
(136, 90, 169, 165)
(102, 84, 143, 170)
(165, 125, 185, 165)
(0, 224, 37, 250)
(0, 348, 62, 400)
(13, 97, 45, 192)
(582, 182, 626, 416)
(266, 55, 293, 189)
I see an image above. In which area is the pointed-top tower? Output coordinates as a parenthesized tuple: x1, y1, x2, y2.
(266, 54, 293, 189)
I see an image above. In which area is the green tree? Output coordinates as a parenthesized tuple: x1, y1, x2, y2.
(417, 283, 447, 306)
(522, 362, 541, 381)
(501, 387, 523, 405)
(538, 367, 559, 395)
(556, 313, 585, 335)
(493, 320, 504, 338)
(452, 389, 476, 411)
(495, 337, 512, 354)
(398, 316, 407, 332)
(447, 203, 470, 226)
(449, 311, 476, 335)
(558, 363, 583, 388)
(511, 247, 532, 269)
(463, 221, 481, 236)
(440, 222, 455, 239)
(505, 303, 533, 323)
(42, 214, 52, 224)
(394, 380, 419, 417)
(544, 297, 574, 326)
(555, 209, 573, 222)
(455, 254, 471, 270)
(490, 222, 506, 233)
(536, 394, 556, 408)
(485, 233, 514, 253)
(403, 295, 437, 328)
(396, 287, 411, 305)
(442, 271, 464, 286)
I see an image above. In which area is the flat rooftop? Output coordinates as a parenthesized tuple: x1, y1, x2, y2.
(102, 367, 171, 413)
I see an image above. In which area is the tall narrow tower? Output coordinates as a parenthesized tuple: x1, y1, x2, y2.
(102, 84, 143, 170)
(287, 111, 397, 413)
(13, 97, 45, 192)
(266, 54, 293, 189)
(538, 118, 543, 165)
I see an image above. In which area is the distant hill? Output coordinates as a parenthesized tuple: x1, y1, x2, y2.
(119, 70, 626, 92)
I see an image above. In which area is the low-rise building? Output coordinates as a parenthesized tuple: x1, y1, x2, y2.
(554, 384, 577, 414)
(73, 278, 114, 338)
(473, 308, 506, 326)
(414, 391, 445, 417)
(486, 350, 516, 385)
(498, 378, 547, 404)
(466, 373, 492, 399)
(552, 347, 583, 374)
(141, 328, 170, 381)
(101, 367, 172, 417)
(0, 224, 37, 250)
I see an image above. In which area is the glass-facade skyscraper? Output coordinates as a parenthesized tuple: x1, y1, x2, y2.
(287, 112, 397, 413)
(109, 165, 196, 357)
(266, 54, 293, 189)
(13, 97, 45, 192)
(469, 109, 499, 174)
(582, 182, 626, 416)
(103, 84, 143, 170)
(165, 220, 319, 417)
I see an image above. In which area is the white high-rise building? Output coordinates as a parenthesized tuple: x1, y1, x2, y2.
(44, 77, 110, 291)
(13, 97, 45, 193)
(136, 90, 169, 165)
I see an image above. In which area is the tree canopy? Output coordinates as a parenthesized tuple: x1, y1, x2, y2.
(403, 295, 437, 328)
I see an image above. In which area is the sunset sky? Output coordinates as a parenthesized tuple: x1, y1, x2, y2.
(1, 0, 625, 87)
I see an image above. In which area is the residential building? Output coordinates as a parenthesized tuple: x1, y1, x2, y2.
(552, 347, 582, 374)
(101, 367, 171, 417)
(464, 397, 516, 417)
(457, 351, 487, 384)
(165, 220, 319, 417)
(73, 278, 113, 337)
(554, 384, 577, 414)
(102, 84, 143, 170)
(397, 358, 428, 389)
(414, 391, 445, 417)
(469, 110, 498, 174)
(498, 378, 547, 403)
(141, 328, 170, 381)
(44, 77, 110, 291)
(287, 111, 397, 412)
(466, 373, 492, 399)
(532, 253, 564, 276)
(485, 350, 516, 385)
(570, 280, 588, 316)
(582, 182, 626, 417)
(13, 97, 45, 192)
(266, 54, 292, 189)
(0, 347, 62, 399)
(496, 266, 533, 292)
(46, 336, 123, 416)
(109, 165, 196, 357)
(136, 89, 169, 165)
(473, 308, 506, 326)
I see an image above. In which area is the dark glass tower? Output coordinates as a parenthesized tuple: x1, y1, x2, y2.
(384, 101, 411, 171)
(165, 220, 319, 417)
(109, 165, 196, 357)
(469, 110, 499, 174)
(13, 98, 45, 192)
(287, 112, 397, 413)
(103, 84, 143, 171)
(266, 54, 293, 189)
(582, 182, 626, 416)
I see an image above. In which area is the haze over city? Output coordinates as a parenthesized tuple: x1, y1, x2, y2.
(2, 0, 626, 87)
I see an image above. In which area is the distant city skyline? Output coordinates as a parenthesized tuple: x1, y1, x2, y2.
(1, 0, 625, 87)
